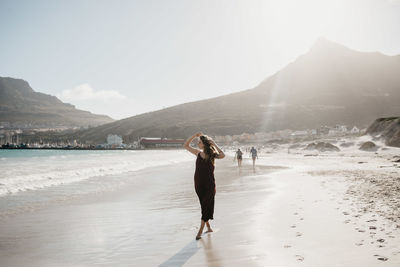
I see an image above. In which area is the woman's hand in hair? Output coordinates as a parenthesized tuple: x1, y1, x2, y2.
(211, 139, 225, 159)
(195, 132, 203, 137)
(209, 138, 217, 147)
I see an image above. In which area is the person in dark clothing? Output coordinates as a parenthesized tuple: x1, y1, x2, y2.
(250, 146, 258, 168)
(184, 132, 225, 240)
(235, 148, 243, 168)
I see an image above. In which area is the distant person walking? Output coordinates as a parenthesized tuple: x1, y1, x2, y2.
(184, 132, 225, 240)
(235, 148, 243, 168)
(250, 146, 258, 168)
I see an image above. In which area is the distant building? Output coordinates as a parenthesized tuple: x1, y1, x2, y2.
(107, 134, 123, 146)
(350, 126, 360, 134)
(334, 125, 348, 133)
(291, 130, 308, 137)
(139, 137, 184, 148)
(129, 141, 139, 149)
(328, 129, 338, 136)
(319, 126, 330, 135)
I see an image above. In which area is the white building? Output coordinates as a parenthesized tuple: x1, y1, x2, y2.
(350, 126, 360, 134)
(107, 134, 123, 145)
(334, 125, 348, 133)
(328, 129, 338, 136)
(291, 130, 308, 137)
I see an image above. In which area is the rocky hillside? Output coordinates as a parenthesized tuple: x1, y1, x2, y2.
(366, 117, 400, 147)
(0, 77, 114, 128)
(68, 38, 400, 143)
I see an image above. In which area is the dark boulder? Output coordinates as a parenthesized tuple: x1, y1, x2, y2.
(305, 142, 340, 152)
(359, 141, 378, 151)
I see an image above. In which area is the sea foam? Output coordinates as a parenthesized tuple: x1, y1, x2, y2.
(0, 150, 192, 196)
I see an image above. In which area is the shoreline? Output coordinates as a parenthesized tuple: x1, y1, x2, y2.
(1, 147, 163, 150)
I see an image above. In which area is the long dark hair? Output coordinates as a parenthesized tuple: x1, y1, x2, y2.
(200, 135, 219, 165)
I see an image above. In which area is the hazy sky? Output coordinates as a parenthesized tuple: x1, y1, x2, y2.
(1, 0, 400, 119)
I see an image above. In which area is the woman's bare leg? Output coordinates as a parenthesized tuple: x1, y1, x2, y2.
(205, 221, 213, 232)
(196, 220, 206, 240)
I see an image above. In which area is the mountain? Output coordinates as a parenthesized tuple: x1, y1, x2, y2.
(367, 117, 400, 147)
(0, 77, 114, 128)
(69, 38, 400, 143)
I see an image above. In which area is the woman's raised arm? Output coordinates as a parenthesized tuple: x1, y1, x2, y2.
(183, 132, 202, 156)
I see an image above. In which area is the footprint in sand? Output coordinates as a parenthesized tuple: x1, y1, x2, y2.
(290, 225, 296, 228)
(295, 255, 304, 261)
(296, 232, 303, 237)
(374, 255, 388, 261)
(284, 244, 292, 248)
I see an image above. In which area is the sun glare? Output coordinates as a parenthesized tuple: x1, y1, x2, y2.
(264, 0, 358, 47)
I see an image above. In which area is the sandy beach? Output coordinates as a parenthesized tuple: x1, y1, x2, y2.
(1, 140, 400, 266)
(3, 1, 400, 266)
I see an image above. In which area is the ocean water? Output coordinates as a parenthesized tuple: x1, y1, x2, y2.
(0, 149, 194, 217)
(0, 149, 192, 196)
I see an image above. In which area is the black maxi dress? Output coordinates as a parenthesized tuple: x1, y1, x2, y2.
(194, 152, 216, 222)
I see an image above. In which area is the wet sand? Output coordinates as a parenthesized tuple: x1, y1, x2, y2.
(0, 155, 281, 266)
(1, 146, 400, 266)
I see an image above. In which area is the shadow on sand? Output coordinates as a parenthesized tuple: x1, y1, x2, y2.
(158, 240, 200, 267)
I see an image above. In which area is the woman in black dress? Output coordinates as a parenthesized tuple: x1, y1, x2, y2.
(184, 132, 225, 240)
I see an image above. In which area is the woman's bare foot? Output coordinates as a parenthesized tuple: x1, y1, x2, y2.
(195, 220, 206, 240)
(195, 229, 203, 240)
(205, 222, 213, 233)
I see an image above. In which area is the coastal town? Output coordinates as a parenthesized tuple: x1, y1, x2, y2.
(0, 123, 362, 149)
